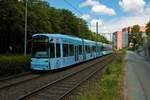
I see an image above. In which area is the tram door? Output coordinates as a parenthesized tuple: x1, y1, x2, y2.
(49, 43, 61, 69)
(75, 46, 79, 61)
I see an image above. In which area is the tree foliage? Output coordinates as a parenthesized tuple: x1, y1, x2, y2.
(0, 0, 24, 53)
(130, 25, 144, 50)
(0, 0, 109, 53)
(146, 20, 150, 37)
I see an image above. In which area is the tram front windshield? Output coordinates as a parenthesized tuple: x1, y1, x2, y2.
(32, 37, 49, 58)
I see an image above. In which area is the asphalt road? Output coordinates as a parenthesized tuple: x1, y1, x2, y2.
(126, 51, 150, 100)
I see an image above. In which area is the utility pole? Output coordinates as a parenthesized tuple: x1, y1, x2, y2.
(24, 0, 28, 56)
(96, 22, 98, 41)
(96, 22, 98, 56)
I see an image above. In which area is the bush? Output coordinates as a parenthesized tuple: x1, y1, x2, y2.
(0, 55, 30, 76)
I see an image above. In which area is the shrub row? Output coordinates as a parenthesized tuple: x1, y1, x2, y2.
(0, 55, 30, 77)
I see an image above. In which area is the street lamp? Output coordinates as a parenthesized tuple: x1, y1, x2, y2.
(24, 0, 28, 56)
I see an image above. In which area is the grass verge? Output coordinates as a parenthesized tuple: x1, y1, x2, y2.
(78, 50, 126, 100)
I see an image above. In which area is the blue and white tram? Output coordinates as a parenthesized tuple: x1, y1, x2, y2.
(31, 34, 111, 71)
(102, 43, 113, 55)
(97, 42, 103, 57)
(84, 40, 94, 60)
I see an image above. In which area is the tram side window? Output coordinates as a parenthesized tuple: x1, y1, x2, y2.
(69, 44, 74, 56)
(56, 43, 61, 58)
(88, 46, 89, 53)
(88, 46, 90, 53)
(50, 43, 55, 58)
(85, 46, 88, 53)
(79, 45, 82, 55)
(98, 46, 100, 52)
(97, 46, 99, 52)
(63, 44, 68, 57)
(103, 47, 107, 51)
(101, 47, 103, 51)
(94, 46, 96, 52)
(90, 46, 93, 53)
(89, 46, 91, 53)
(92, 46, 94, 52)
(100, 46, 102, 51)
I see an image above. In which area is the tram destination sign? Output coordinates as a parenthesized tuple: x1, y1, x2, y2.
(33, 38, 48, 43)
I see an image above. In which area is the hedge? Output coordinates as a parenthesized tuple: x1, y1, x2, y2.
(0, 55, 30, 76)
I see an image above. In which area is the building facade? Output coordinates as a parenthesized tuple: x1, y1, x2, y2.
(122, 28, 129, 48)
(113, 31, 122, 50)
(113, 25, 147, 50)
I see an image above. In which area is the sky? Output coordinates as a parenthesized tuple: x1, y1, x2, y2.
(46, 0, 150, 33)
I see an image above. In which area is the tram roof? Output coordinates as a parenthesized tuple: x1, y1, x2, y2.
(32, 33, 104, 44)
(33, 33, 82, 41)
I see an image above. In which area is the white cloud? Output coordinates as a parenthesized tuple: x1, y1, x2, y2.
(81, 14, 91, 21)
(89, 4, 150, 33)
(119, 0, 146, 13)
(99, 16, 147, 33)
(79, 0, 99, 8)
(91, 5, 116, 16)
(81, 0, 149, 33)
(98, 15, 149, 33)
(79, 0, 116, 16)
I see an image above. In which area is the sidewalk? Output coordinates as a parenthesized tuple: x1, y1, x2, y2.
(125, 51, 150, 100)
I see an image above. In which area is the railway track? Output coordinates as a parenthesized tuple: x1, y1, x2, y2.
(18, 54, 114, 100)
(0, 72, 31, 82)
(0, 54, 114, 100)
(0, 72, 42, 90)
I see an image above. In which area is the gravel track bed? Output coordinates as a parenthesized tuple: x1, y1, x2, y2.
(22, 55, 114, 100)
(0, 73, 41, 89)
(0, 72, 31, 81)
(0, 54, 112, 100)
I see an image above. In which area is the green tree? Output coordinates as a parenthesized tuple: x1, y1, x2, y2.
(0, 0, 24, 53)
(0, 0, 109, 54)
(130, 25, 144, 50)
(146, 20, 150, 40)
(88, 32, 109, 43)
(27, 0, 52, 33)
